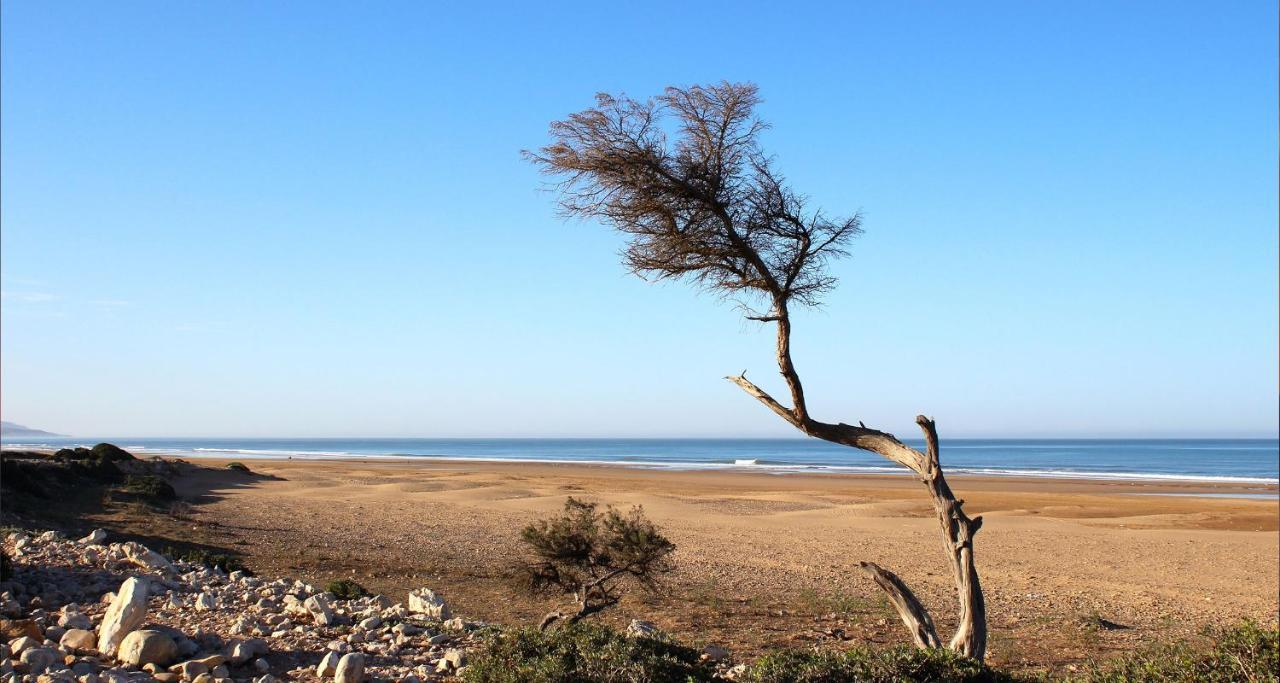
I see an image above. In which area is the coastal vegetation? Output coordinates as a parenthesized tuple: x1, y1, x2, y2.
(519, 498, 675, 630)
(528, 81, 989, 660)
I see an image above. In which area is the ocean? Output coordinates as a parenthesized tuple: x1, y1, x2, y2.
(2, 436, 1277, 484)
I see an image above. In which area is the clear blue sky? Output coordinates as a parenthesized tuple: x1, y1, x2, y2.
(2, 1, 1276, 438)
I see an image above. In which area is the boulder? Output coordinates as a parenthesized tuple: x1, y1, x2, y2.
(193, 594, 215, 612)
(79, 530, 108, 546)
(626, 619, 658, 638)
(8, 636, 39, 656)
(97, 577, 148, 656)
(407, 589, 449, 620)
(334, 653, 364, 683)
(442, 649, 466, 669)
(59, 629, 97, 654)
(19, 647, 60, 673)
(226, 639, 267, 665)
(118, 630, 178, 667)
(303, 595, 334, 626)
(169, 660, 209, 680)
(702, 644, 730, 662)
(316, 651, 340, 678)
(122, 544, 171, 572)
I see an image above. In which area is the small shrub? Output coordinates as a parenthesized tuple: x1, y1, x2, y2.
(226, 461, 252, 473)
(90, 443, 136, 463)
(326, 579, 369, 600)
(1077, 620, 1278, 683)
(119, 475, 177, 503)
(520, 497, 675, 628)
(743, 645, 1012, 683)
(163, 546, 248, 573)
(461, 622, 713, 683)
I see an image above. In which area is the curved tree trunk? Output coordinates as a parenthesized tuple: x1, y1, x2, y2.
(726, 310, 987, 661)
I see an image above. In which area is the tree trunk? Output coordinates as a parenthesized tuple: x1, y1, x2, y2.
(728, 374, 988, 661)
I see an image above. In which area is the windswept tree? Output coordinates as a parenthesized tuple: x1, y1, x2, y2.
(525, 82, 988, 660)
(521, 497, 676, 630)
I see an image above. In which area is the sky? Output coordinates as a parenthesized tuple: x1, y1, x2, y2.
(1, 1, 1276, 438)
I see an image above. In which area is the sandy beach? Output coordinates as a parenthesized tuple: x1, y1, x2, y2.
(79, 456, 1277, 675)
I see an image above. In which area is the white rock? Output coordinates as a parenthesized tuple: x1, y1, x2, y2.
(407, 588, 450, 620)
(627, 619, 658, 638)
(334, 653, 364, 683)
(442, 649, 466, 669)
(79, 530, 108, 546)
(315, 652, 340, 678)
(303, 595, 334, 626)
(118, 630, 178, 667)
(97, 577, 148, 657)
(122, 543, 172, 572)
(357, 617, 381, 630)
(60, 629, 98, 654)
(192, 593, 215, 612)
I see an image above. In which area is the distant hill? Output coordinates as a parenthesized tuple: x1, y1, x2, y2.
(0, 421, 60, 437)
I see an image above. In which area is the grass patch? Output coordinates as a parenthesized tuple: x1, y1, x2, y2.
(461, 623, 715, 683)
(744, 645, 1015, 683)
(117, 475, 177, 504)
(163, 546, 248, 574)
(326, 579, 369, 600)
(1075, 620, 1277, 682)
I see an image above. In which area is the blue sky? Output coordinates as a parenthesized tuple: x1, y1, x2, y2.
(2, 1, 1276, 438)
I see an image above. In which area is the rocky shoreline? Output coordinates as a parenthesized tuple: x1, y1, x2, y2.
(1, 530, 486, 683)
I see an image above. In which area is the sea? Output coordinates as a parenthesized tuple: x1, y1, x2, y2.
(2, 436, 1277, 485)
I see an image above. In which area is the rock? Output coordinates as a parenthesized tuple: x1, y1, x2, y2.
(406, 589, 449, 620)
(191, 655, 225, 669)
(702, 644, 730, 662)
(79, 530, 108, 546)
(302, 595, 334, 626)
(210, 665, 229, 679)
(442, 649, 466, 669)
(316, 652, 340, 678)
(724, 663, 748, 680)
(96, 577, 148, 656)
(333, 653, 364, 683)
(252, 659, 269, 674)
(59, 629, 97, 654)
(169, 660, 208, 680)
(117, 630, 177, 667)
(8, 637, 39, 656)
(19, 647, 60, 673)
(357, 617, 380, 630)
(191, 674, 213, 683)
(193, 594, 215, 612)
(627, 619, 658, 638)
(58, 612, 91, 631)
(442, 617, 464, 631)
(226, 639, 267, 665)
(0, 619, 42, 641)
(121, 544, 171, 572)
(154, 675, 179, 683)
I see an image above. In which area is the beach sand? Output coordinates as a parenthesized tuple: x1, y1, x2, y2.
(98, 458, 1278, 675)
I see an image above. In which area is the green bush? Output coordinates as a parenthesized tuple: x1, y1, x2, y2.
(90, 443, 136, 463)
(226, 462, 252, 473)
(461, 623, 714, 683)
(326, 579, 369, 600)
(119, 475, 177, 503)
(743, 646, 1013, 683)
(163, 546, 248, 573)
(1076, 620, 1278, 683)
